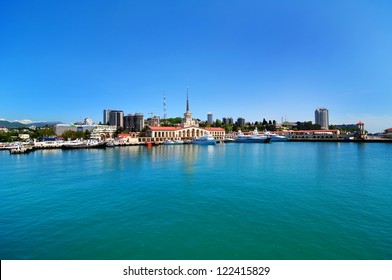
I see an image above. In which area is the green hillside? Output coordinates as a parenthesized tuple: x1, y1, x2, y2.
(0, 120, 27, 128)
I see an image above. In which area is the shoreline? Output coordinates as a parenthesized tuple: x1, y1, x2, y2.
(288, 138, 392, 143)
(2, 138, 392, 154)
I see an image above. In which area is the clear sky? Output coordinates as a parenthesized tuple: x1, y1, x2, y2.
(1, 0, 392, 132)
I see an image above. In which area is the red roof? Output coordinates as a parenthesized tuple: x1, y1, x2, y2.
(204, 127, 225, 131)
(386, 128, 392, 131)
(357, 121, 364, 125)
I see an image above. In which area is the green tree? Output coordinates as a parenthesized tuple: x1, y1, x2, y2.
(223, 125, 233, 132)
(30, 127, 55, 139)
(160, 117, 182, 126)
(214, 119, 222, 127)
(296, 121, 321, 130)
(61, 130, 75, 140)
(61, 130, 86, 140)
(0, 131, 12, 142)
(75, 130, 85, 139)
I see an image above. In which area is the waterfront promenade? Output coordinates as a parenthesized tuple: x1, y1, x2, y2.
(2, 136, 392, 154)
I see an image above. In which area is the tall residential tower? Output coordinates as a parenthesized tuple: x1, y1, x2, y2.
(315, 108, 329, 130)
(207, 112, 213, 124)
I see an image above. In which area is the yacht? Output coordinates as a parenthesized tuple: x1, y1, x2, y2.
(260, 131, 288, 142)
(63, 139, 106, 149)
(192, 134, 217, 145)
(234, 128, 271, 143)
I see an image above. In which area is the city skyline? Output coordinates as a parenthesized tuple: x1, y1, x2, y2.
(1, 0, 392, 133)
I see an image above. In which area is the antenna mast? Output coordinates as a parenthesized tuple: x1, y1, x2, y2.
(163, 91, 167, 120)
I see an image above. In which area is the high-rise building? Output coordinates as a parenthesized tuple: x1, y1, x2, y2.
(207, 112, 213, 124)
(315, 108, 329, 130)
(134, 113, 144, 131)
(237, 117, 245, 127)
(84, 118, 93, 125)
(108, 110, 124, 128)
(222, 117, 233, 125)
(103, 109, 112, 125)
(124, 114, 134, 131)
(124, 113, 145, 132)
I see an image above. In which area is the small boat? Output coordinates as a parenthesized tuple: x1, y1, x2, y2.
(192, 134, 217, 145)
(223, 138, 235, 143)
(145, 141, 160, 147)
(163, 139, 184, 145)
(162, 140, 175, 145)
(9, 145, 33, 154)
(106, 141, 116, 147)
(235, 128, 271, 143)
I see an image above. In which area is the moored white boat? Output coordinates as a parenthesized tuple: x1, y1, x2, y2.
(33, 137, 64, 149)
(62, 139, 106, 149)
(192, 134, 217, 145)
(9, 144, 33, 154)
(234, 128, 271, 143)
(106, 140, 116, 147)
(260, 131, 288, 142)
(163, 139, 184, 145)
(163, 140, 175, 145)
(223, 138, 235, 143)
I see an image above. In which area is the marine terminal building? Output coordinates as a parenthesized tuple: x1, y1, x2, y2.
(144, 95, 225, 141)
(146, 126, 225, 141)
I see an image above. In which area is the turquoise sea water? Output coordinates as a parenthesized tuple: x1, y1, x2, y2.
(1, 142, 391, 260)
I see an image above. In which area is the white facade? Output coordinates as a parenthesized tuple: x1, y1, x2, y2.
(18, 134, 30, 140)
(55, 124, 117, 139)
(84, 118, 93, 125)
(90, 125, 117, 139)
(146, 126, 225, 140)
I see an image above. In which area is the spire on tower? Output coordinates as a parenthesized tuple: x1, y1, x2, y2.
(186, 88, 190, 112)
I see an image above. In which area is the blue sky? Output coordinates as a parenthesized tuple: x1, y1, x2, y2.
(1, 0, 392, 132)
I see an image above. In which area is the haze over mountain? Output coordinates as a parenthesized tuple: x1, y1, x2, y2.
(0, 119, 61, 128)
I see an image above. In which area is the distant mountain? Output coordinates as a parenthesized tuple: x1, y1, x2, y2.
(0, 120, 62, 129)
(0, 120, 26, 128)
